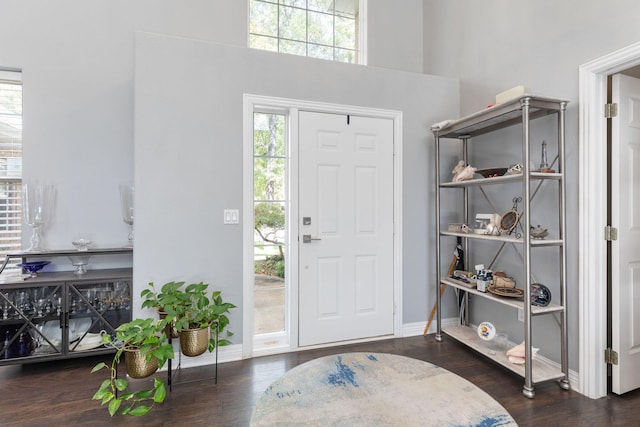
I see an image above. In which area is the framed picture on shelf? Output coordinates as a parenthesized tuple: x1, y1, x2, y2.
(474, 213, 493, 234)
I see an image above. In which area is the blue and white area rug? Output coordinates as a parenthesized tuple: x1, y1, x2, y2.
(251, 352, 517, 426)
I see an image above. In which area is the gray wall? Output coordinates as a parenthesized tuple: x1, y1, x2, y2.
(0, 0, 424, 252)
(0, 0, 247, 252)
(368, 0, 424, 72)
(424, 0, 640, 369)
(0, 1, 449, 346)
(134, 32, 459, 344)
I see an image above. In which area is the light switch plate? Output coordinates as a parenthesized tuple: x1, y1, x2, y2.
(224, 209, 240, 224)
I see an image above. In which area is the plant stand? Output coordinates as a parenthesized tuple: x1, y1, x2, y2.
(167, 321, 218, 391)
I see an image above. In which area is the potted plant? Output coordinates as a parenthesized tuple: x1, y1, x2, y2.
(140, 280, 185, 312)
(91, 317, 175, 417)
(140, 281, 185, 338)
(169, 282, 235, 356)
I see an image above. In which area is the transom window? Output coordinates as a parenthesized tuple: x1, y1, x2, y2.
(249, 0, 362, 64)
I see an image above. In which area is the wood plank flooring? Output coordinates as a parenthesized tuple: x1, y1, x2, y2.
(0, 335, 638, 426)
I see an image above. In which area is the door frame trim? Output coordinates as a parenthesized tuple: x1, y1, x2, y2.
(579, 40, 640, 398)
(242, 94, 403, 359)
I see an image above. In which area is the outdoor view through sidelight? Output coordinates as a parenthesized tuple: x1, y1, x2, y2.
(253, 113, 287, 339)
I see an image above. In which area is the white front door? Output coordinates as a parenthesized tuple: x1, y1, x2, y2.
(611, 73, 640, 394)
(298, 111, 394, 347)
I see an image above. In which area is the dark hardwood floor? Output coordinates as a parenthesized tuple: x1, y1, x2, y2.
(1, 335, 639, 426)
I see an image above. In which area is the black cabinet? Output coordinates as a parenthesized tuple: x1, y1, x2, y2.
(0, 267, 132, 364)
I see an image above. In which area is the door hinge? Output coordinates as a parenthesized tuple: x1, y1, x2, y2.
(604, 225, 618, 241)
(605, 348, 619, 365)
(605, 103, 618, 118)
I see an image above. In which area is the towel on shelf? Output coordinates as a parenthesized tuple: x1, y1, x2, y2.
(431, 119, 455, 130)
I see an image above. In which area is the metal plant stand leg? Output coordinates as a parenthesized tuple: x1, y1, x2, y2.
(168, 321, 219, 391)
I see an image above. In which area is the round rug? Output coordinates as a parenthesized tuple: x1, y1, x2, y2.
(251, 352, 517, 426)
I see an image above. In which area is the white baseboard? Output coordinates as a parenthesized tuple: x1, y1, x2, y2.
(535, 352, 580, 393)
(402, 317, 460, 337)
(160, 343, 243, 370)
(168, 322, 580, 394)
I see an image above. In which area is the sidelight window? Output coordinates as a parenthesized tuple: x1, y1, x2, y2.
(253, 112, 287, 337)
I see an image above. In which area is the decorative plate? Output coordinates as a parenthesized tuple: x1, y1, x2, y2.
(71, 341, 105, 352)
(499, 210, 519, 233)
(475, 167, 508, 178)
(477, 321, 496, 341)
(487, 286, 524, 298)
(17, 261, 50, 275)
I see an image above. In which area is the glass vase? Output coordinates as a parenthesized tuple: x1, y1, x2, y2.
(23, 184, 55, 252)
(119, 183, 134, 248)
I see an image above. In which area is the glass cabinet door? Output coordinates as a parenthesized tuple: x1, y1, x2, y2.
(0, 284, 64, 361)
(67, 280, 131, 353)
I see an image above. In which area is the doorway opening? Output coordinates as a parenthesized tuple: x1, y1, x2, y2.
(242, 94, 403, 359)
(579, 40, 640, 399)
(607, 70, 640, 395)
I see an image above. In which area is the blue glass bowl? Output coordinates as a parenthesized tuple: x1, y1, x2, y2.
(18, 261, 51, 277)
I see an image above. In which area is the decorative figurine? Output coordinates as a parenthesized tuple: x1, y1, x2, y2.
(488, 213, 502, 235)
(530, 225, 549, 239)
(506, 163, 523, 175)
(539, 140, 549, 170)
(452, 160, 477, 182)
(538, 141, 555, 173)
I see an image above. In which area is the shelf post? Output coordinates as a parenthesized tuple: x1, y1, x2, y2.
(462, 137, 470, 326)
(521, 97, 535, 398)
(558, 101, 570, 390)
(434, 130, 443, 342)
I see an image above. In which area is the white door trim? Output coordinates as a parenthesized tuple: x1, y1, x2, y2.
(578, 40, 640, 398)
(242, 94, 403, 359)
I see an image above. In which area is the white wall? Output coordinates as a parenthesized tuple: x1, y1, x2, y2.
(367, 0, 424, 72)
(0, 0, 424, 255)
(0, 1, 443, 345)
(0, 0, 246, 253)
(424, 0, 640, 114)
(423, 0, 640, 369)
(134, 32, 459, 344)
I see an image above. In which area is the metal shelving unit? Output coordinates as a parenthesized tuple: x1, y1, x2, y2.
(432, 95, 570, 398)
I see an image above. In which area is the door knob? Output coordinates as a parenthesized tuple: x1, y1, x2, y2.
(302, 235, 321, 243)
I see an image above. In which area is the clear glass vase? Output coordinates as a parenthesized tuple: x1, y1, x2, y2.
(119, 183, 134, 248)
(23, 184, 55, 252)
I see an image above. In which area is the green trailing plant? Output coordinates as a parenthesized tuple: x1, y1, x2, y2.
(91, 317, 175, 417)
(166, 282, 236, 352)
(140, 280, 185, 312)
